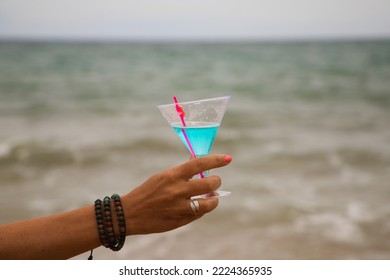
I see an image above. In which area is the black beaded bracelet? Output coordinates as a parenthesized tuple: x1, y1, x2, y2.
(94, 199, 110, 248)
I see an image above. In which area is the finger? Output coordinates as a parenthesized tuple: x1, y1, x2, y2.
(183, 175, 221, 198)
(175, 154, 232, 180)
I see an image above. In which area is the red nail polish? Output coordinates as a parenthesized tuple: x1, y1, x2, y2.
(225, 155, 232, 163)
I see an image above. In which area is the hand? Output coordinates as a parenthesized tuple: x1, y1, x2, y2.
(121, 154, 232, 235)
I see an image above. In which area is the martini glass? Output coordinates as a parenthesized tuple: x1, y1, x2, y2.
(158, 96, 231, 198)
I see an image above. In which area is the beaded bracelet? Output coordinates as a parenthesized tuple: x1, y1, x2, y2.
(94, 199, 110, 248)
(110, 193, 126, 251)
(91, 194, 127, 259)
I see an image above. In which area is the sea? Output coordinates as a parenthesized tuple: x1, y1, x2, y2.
(0, 40, 389, 259)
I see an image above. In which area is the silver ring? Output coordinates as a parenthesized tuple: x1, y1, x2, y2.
(190, 200, 198, 215)
(193, 200, 200, 212)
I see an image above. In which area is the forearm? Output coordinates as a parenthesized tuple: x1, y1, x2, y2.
(0, 205, 100, 260)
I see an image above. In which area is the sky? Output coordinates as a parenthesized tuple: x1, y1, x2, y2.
(0, 0, 390, 41)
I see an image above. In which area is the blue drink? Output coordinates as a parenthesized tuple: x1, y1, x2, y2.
(172, 122, 219, 157)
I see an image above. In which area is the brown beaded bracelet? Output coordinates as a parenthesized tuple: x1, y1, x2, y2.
(110, 193, 126, 251)
(103, 196, 117, 248)
(91, 194, 127, 259)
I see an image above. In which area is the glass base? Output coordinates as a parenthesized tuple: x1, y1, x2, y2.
(192, 190, 231, 199)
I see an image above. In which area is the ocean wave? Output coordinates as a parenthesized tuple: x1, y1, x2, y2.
(0, 138, 180, 167)
(0, 141, 75, 166)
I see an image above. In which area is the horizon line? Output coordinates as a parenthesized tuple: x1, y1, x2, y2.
(1, 34, 390, 44)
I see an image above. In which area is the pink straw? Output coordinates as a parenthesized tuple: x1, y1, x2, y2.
(173, 96, 205, 178)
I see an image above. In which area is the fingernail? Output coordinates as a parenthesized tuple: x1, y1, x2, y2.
(225, 155, 232, 163)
